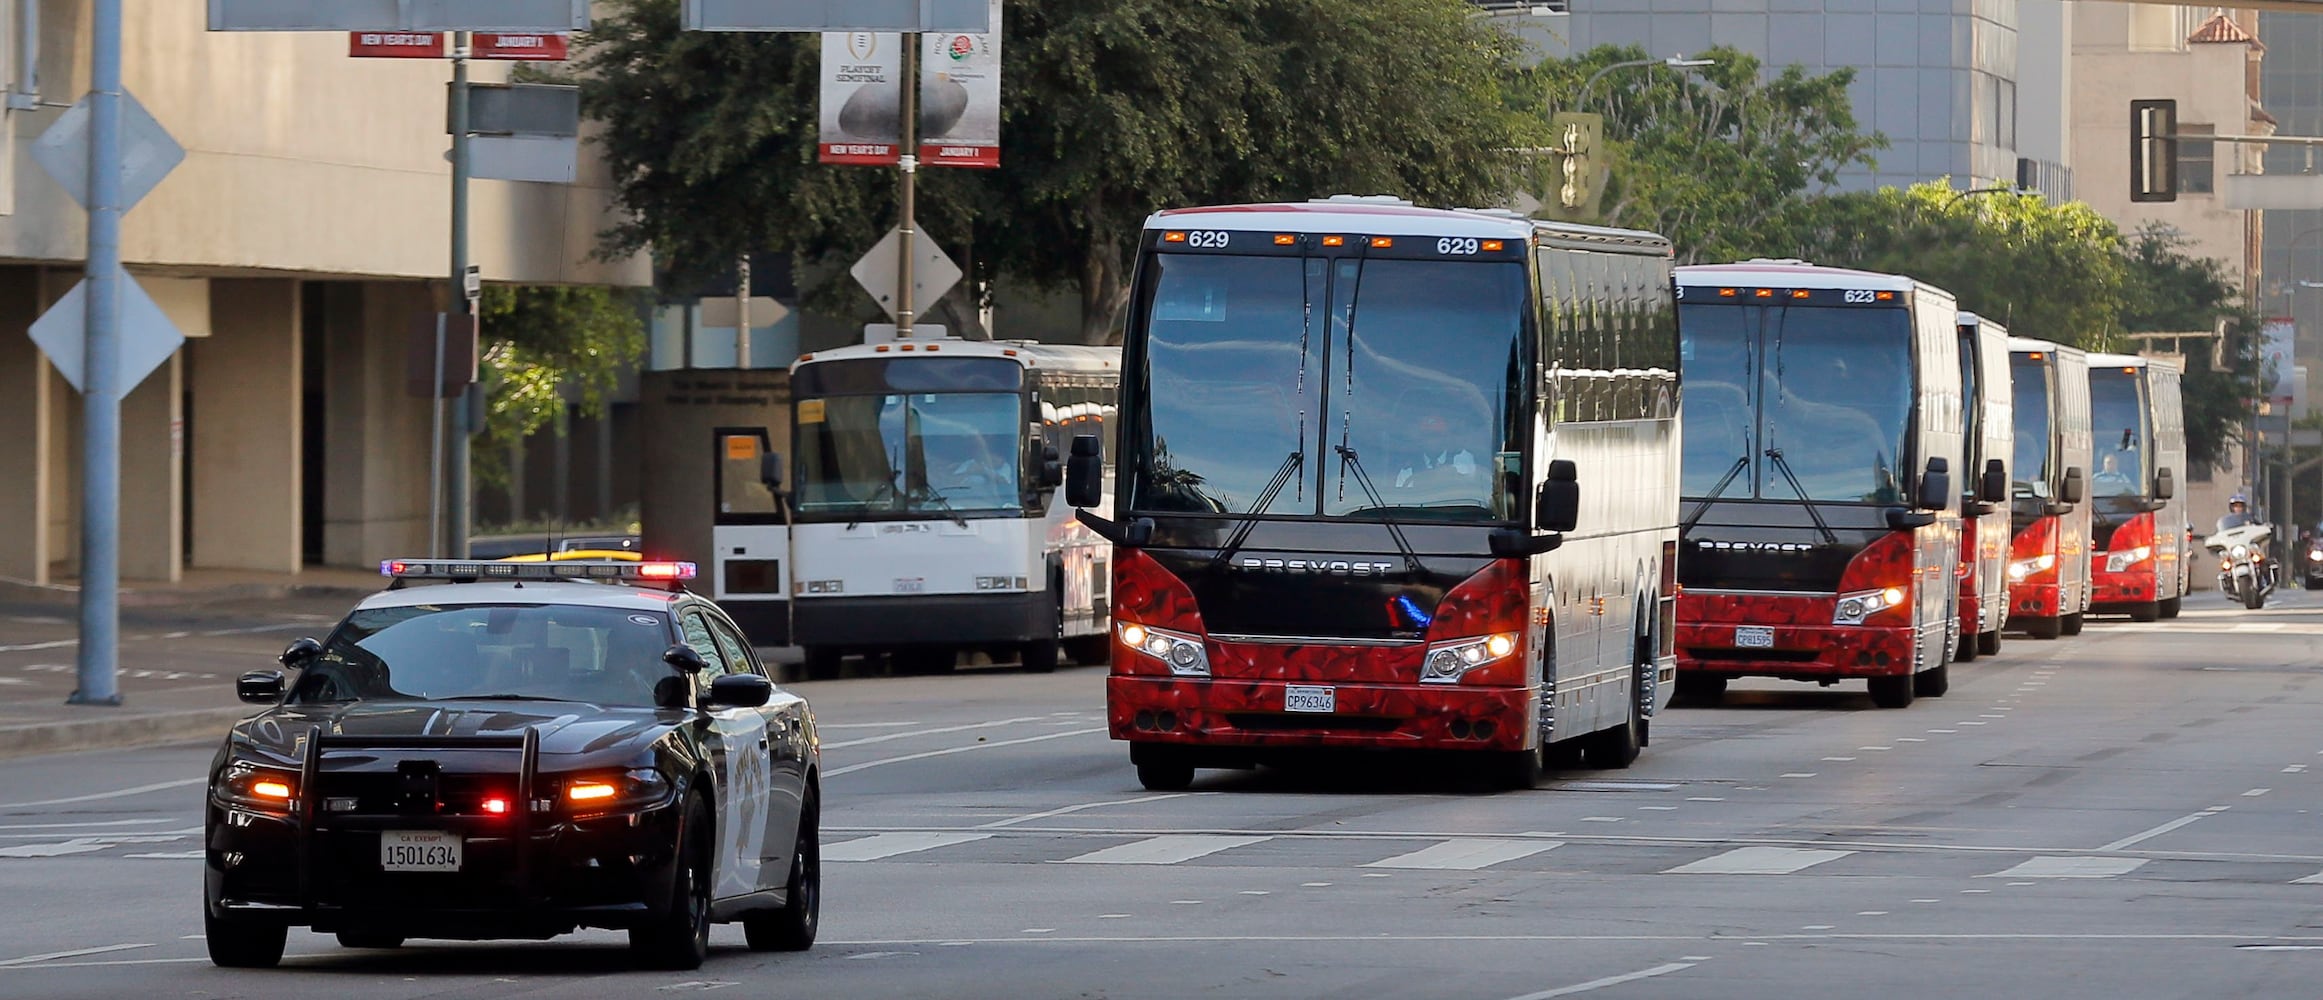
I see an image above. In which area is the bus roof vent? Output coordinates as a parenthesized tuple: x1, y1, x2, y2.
(1311, 194, 1414, 207)
(1738, 257, 1813, 267)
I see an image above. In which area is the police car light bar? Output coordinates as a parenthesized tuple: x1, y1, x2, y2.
(380, 559, 697, 582)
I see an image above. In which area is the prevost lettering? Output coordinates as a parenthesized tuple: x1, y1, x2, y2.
(1236, 557, 1397, 576)
(1691, 540, 1817, 553)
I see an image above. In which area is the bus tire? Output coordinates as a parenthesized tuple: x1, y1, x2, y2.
(2061, 612, 2085, 636)
(2023, 616, 2061, 640)
(1674, 673, 1726, 706)
(1495, 743, 1546, 790)
(801, 647, 842, 681)
(1977, 629, 2002, 657)
(1867, 674, 1915, 709)
(1912, 662, 1950, 698)
(1130, 745, 1194, 791)
(1585, 682, 1643, 769)
(2158, 596, 2182, 619)
(1953, 629, 1978, 662)
(2129, 601, 2160, 623)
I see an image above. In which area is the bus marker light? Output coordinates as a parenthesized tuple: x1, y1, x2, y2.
(1790, 289, 1811, 299)
(1718, 288, 1738, 297)
(1323, 236, 1346, 247)
(1274, 234, 1297, 245)
(1876, 291, 1896, 300)
(1482, 240, 1504, 252)
(1754, 288, 1775, 298)
(1370, 237, 1394, 248)
(1164, 231, 1188, 243)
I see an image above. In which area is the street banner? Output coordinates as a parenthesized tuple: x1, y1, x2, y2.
(818, 0, 1002, 169)
(350, 31, 446, 57)
(475, 33, 571, 60)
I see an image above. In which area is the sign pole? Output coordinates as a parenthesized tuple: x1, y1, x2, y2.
(69, 0, 124, 707)
(428, 314, 447, 557)
(896, 31, 920, 339)
(448, 31, 475, 559)
(736, 255, 752, 369)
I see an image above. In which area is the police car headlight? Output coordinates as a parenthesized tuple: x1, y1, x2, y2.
(1118, 622, 1208, 676)
(560, 768, 672, 814)
(1832, 587, 1906, 626)
(2006, 554, 2056, 582)
(2104, 546, 2153, 573)
(1421, 633, 1520, 684)
(216, 761, 298, 810)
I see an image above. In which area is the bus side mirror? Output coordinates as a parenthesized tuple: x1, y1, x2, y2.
(1040, 442, 1064, 490)
(1065, 435, 1104, 509)
(1536, 459, 1580, 533)
(1916, 457, 1950, 511)
(1980, 459, 2007, 506)
(2060, 466, 2086, 505)
(759, 452, 785, 494)
(2153, 466, 2175, 501)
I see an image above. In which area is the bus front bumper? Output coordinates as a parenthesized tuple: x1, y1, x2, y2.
(798, 592, 1053, 650)
(1675, 620, 1918, 680)
(1106, 676, 1533, 753)
(2090, 565, 2157, 610)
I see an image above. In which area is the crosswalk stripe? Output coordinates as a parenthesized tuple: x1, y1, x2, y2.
(2292, 871, 2323, 885)
(823, 832, 993, 862)
(1981, 856, 2150, 879)
(1363, 839, 1562, 871)
(1662, 846, 1852, 875)
(1056, 835, 1269, 865)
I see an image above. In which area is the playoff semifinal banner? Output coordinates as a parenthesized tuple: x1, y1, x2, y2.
(817, 0, 1002, 169)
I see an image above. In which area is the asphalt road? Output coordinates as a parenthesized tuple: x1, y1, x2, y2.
(3, 590, 2322, 999)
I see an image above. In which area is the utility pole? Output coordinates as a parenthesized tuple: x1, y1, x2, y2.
(896, 32, 920, 339)
(736, 255, 752, 368)
(447, 31, 474, 559)
(69, 0, 125, 707)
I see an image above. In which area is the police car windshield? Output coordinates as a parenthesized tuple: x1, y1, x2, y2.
(292, 604, 678, 707)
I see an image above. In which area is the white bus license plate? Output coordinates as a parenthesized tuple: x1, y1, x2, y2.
(1734, 626, 1775, 649)
(380, 831, 461, 872)
(1285, 685, 1336, 714)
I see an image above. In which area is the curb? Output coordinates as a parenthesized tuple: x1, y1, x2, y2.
(0, 706, 250, 762)
(0, 578, 373, 609)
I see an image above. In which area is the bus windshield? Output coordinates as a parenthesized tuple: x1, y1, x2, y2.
(1680, 304, 1912, 504)
(1129, 252, 1526, 521)
(794, 392, 1024, 518)
(2088, 369, 2148, 498)
(2010, 357, 2054, 523)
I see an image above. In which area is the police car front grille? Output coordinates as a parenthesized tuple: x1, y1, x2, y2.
(317, 772, 520, 816)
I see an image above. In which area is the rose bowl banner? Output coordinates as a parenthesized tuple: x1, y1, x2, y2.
(818, 0, 1001, 169)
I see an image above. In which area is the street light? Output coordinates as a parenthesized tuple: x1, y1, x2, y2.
(1575, 54, 1716, 115)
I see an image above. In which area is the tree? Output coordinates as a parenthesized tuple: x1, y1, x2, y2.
(473, 286, 648, 492)
(584, 0, 1532, 343)
(1510, 45, 1884, 262)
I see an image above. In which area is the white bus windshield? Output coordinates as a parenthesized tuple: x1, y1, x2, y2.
(1128, 251, 1526, 521)
(1680, 303, 1913, 505)
(795, 391, 1024, 518)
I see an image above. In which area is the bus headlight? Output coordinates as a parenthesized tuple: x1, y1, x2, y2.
(2006, 554, 2056, 582)
(1119, 622, 1209, 676)
(1832, 587, 1906, 626)
(2104, 546, 2153, 573)
(1421, 633, 1520, 684)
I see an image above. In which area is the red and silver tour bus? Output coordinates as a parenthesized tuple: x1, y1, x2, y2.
(2084, 352, 2191, 620)
(1064, 197, 1681, 791)
(1672, 262, 1963, 709)
(2005, 338, 2094, 638)
(1954, 313, 2015, 660)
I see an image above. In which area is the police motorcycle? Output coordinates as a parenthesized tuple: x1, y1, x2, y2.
(2205, 497, 2276, 610)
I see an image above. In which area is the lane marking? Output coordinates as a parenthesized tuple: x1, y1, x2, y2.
(1983, 856, 2150, 879)
(0, 943, 152, 968)
(0, 819, 171, 831)
(1364, 839, 1562, 871)
(0, 839, 108, 858)
(1058, 835, 1267, 866)
(2097, 806, 2229, 852)
(1780, 773, 1817, 778)
(823, 832, 994, 862)
(0, 777, 205, 810)
(818, 932, 2323, 947)
(1502, 960, 1700, 1000)
(2289, 871, 2323, 885)
(2244, 788, 2272, 797)
(824, 716, 1059, 750)
(974, 793, 1187, 830)
(122, 851, 203, 860)
(825, 728, 1107, 777)
(817, 722, 924, 730)
(1665, 846, 1851, 875)
(1822, 757, 1857, 762)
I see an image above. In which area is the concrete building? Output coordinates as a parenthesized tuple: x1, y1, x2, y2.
(0, 1, 646, 584)
(2256, 10, 2320, 368)
(1497, 0, 2073, 198)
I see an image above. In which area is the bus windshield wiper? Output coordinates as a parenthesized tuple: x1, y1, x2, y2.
(910, 484, 970, 528)
(1331, 445, 1427, 578)
(1680, 455, 1749, 535)
(1763, 448, 1841, 547)
(1205, 450, 1305, 575)
(845, 474, 904, 530)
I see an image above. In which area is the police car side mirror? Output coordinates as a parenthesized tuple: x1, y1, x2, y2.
(237, 670, 285, 704)
(278, 636, 323, 667)
(1065, 434, 1104, 509)
(1536, 460, 1580, 533)
(663, 644, 709, 674)
(707, 673, 774, 709)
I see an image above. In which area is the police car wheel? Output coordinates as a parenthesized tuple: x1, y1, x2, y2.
(204, 903, 286, 968)
(745, 787, 819, 952)
(632, 797, 713, 970)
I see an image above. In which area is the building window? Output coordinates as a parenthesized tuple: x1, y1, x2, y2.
(2181, 124, 2216, 194)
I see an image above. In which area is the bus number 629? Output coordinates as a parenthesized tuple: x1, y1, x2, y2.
(1437, 237, 1480, 256)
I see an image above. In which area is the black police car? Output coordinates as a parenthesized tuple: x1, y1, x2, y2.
(203, 559, 820, 970)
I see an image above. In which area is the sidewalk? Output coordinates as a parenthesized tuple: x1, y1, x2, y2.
(0, 565, 383, 609)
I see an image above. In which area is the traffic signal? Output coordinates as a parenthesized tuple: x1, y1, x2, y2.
(2131, 99, 2178, 203)
(1541, 111, 1607, 222)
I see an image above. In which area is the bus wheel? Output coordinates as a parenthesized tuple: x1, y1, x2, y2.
(1912, 663, 1950, 698)
(1867, 674, 1915, 709)
(2158, 596, 2182, 619)
(1977, 629, 2002, 657)
(2061, 612, 2085, 636)
(1952, 631, 1978, 663)
(1130, 745, 1193, 791)
(2129, 602, 2160, 623)
(1674, 673, 1726, 706)
(2023, 616, 2061, 640)
(1063, 636, 1111, 667)
(801, 647, 843, 681)
(1494, 744, 1545, 790)
(1585, 690, 1643, 769)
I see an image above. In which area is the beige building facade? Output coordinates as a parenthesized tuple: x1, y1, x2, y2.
(0, 1, 646, 583)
